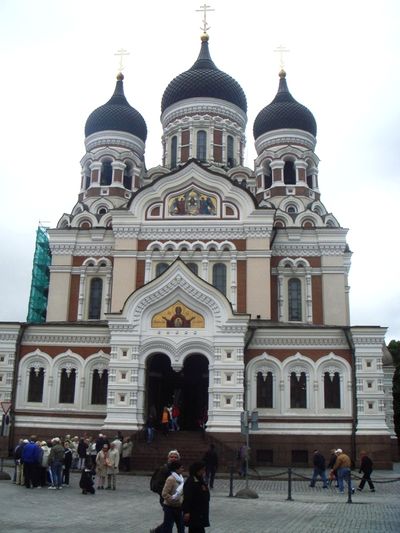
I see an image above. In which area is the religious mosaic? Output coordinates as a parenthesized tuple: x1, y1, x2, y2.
(168, 189, 217, 216)
(152, 301, 205, 328)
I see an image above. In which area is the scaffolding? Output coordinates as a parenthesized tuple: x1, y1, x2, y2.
(27, 226, 51, 323)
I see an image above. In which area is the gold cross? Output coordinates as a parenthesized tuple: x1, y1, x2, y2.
(196, 3, 215, 33)
(274, 44, 290, 70)
(114, 48, 130, 72)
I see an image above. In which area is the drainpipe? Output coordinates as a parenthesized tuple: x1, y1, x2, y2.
(343, 326, 357, 465)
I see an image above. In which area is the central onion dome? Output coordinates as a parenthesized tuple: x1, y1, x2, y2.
(85, 73, 147, 142)
(253, 70, 317, 139)
(161, 33, 247, 113)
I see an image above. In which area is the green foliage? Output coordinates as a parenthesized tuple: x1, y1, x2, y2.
(388, 340, 400, 366)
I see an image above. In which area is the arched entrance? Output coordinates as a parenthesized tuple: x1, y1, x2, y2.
(146, 353, 209, 430)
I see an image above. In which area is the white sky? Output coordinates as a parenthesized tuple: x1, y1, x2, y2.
(0, 0, 399, 342)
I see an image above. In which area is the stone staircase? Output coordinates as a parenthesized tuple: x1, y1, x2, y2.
(130, 430, 240, 473)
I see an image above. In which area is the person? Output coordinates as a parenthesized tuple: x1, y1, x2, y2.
(39, 441, 50, 487)
(111, 435, 123, 455)
(238, 444, 249, 477)
(71, 436, 80, 469)
(161, 406, 170, 436)
(309, 449, 328, 488)
(106, 441, 120, 490)
(121, 436, 133, 471)
(171, 404, 180, 431)
(14, 439, 27, 485)
(63, 440, 73, 486)
(327, 448, 339, 487)
(48, 437, 65, 490)
(95, 443, 109, 490)
(146, 414, 155, 444)
(149, 449, 181, 533)
(77, 437, 88, 470)
(333, 448, 354, 494)
(202, 444, 218, 489)
(183, 461, 210, 533)
(160, 460, 185, 533)
(357, 450, 375, 492)
(79, 465, 95, 495)
(22, 435, 42, 489)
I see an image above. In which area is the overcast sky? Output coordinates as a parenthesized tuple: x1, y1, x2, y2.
(0, 0, 399, 342)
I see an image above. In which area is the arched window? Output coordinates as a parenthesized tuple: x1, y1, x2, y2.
(283, 161, 296, 184)
(156, 263, 169, 277)
(264, 174, 272, 188)
(213, 263, 226, 295)
(307, 175, 313, 188)
(59, 368, 76, 403)
(85, 174, 91, 190)
(171, 136, 178, 168)
(186, 263, 198, 275)
(91, 369, 108, 405)
(324, 372, 341, 408)
(197, 131, 207, 161)
(100, 160, 113, 186)
(88, 278, 103, 319)
(27, 367, 44, 402)
(288, 278, 302, 321)
(290, 371, 307, 408)
(123, 163, 132, 190)
(227, 135, 234, 167)
(256, 371, 273, 408)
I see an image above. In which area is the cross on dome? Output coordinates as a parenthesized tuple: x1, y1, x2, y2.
(196, 3, 214, 33)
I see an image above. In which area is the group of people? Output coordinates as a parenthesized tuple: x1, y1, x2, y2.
(149, 445, 218, 533)
(310, 448, 375, 493)
(13, 432, 134, 493)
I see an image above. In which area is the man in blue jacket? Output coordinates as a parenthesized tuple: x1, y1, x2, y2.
(22, 435, 42, 488)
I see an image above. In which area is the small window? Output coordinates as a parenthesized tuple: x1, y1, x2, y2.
(88, 278, 103, 319)
(91, 369, 108, 405)
(367, 381, 372, 388)
(100, 160, 113, 186)
(28, 367, 45, 402)
(257, 371, 273, 408)
(121, 372, 127, 380)
(171, 136, 178, 168)
(196, 131, 207, 161)
(85, 174, 91, 189)
(324, 372, 340, 408)
(226, 352, 232, 359)
(156, 263, 169, 277)
(212, 263, 227, 296)
(227, 135, 234, 167)
(59, 368, 76, 403)
(226, 374, 232, 382)
(288, 278, 302, 321)
(122, 350, 128, 358)
(98, 207, 108, 215)
(120, 394, 126, 402)
(368, 402, 373, 409)
(123, 163, 132, 190)
(290, 371, 306, 408)
(284, 161, 296, 184)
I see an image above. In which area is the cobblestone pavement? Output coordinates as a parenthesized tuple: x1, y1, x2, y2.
(0, 467, 399, 533)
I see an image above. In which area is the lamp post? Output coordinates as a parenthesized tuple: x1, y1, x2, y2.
(235, 410, 259, 499)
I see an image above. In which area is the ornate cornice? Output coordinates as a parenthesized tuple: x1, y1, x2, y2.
(250, 336, 348, 348)
(22, 333, 110, 346)
(113, 225, 271, 240)
(49, 243, 113, 256)
(272, 243, 347, 257)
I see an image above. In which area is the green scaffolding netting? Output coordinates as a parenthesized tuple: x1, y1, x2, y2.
(27, 226, 51, 323)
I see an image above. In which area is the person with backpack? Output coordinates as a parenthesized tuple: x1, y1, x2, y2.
(149, 449, 180, 533)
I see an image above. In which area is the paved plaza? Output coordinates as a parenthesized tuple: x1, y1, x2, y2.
(0, 465, 399, 532)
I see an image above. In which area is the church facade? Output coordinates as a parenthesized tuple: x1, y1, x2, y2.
(0, 32, 396, 467)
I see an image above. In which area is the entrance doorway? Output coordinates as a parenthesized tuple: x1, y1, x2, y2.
(146, 353, 209, 431)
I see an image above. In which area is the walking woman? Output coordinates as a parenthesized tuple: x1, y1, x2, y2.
(161, 460, 185, 533)
(183, 461, 210, 533)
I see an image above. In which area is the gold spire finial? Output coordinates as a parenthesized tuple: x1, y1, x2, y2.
(274, 44, 290, 71)
(114, 48, 130, 74)
(196, 3, 214, 34)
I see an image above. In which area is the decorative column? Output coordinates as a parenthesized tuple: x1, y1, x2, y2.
(305, 272, 313, 323)
(270, 160, 284, 184)
(277, 274, 284, 321)
(77, 269, 86, 320)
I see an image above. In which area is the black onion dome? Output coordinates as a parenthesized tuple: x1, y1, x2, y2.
(161, 34, 247, 113)
(85, 74, 147, 142)
(253, 70, 317, 139)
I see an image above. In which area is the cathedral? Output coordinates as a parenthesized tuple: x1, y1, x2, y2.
(0, 29, 396, 467)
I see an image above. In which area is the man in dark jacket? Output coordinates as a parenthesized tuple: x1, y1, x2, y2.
(22, 436, 42, 488)
(48, 437, 65, 489)
(309, 449, 328, 488)
(183, 461, 210, 533)
(357, 451, 375, 492)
